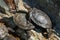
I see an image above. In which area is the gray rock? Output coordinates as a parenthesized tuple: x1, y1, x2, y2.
(0, 23, 8, 39)
(0, 0, 9, 11)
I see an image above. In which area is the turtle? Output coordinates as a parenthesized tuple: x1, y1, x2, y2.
(29, 8, 52, 37)
(13, 13, 35, 30)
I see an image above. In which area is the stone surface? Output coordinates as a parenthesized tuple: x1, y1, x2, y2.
(0, 0, 60, 40)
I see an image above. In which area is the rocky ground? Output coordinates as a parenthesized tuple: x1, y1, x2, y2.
(0, 0, 60, 40)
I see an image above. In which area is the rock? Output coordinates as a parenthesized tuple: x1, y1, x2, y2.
(0, 23, 8, 39)
(27, 29, 60, 40)
(0, 0, 9, 11)
(16, 29, 29, 40)
(17, 0, 28, 12)
(3, 34, 20, 40)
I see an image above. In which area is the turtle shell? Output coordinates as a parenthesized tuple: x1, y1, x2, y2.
(13, 13, 35, 30)
(30, 8, 52, 28)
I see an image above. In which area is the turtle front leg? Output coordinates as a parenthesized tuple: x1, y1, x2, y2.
(46, 28, 52, 38)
